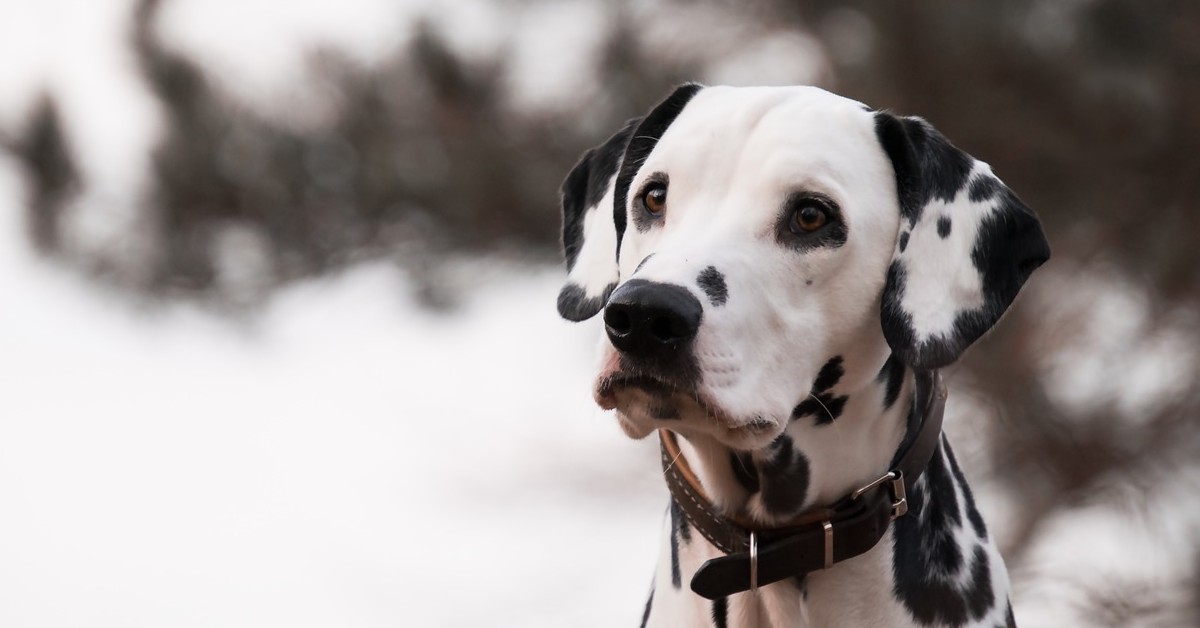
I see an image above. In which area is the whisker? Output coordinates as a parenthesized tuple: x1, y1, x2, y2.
(809, 393, 834, 422)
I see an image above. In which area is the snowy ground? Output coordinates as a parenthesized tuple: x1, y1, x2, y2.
(0, 183, 669, 627)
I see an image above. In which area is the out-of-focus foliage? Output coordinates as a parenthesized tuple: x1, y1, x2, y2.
(3, 0, 1198, 623)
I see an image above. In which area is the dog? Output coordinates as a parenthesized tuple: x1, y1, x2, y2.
(555, 85, 1049, 627)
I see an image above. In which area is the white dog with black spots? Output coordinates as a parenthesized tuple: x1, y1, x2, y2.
(557, 85, 1049, 627)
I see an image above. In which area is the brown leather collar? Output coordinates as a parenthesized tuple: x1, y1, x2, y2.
(659, 370, 948, 600)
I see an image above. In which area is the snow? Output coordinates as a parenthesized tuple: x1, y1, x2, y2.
(0, 164, 667, 626)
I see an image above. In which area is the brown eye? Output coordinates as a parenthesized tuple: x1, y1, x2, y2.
(640, 183, 667, 216)
(789, 203, 828, 233)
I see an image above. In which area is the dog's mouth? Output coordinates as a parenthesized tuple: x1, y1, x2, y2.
(595, 374, 681, 409)
(595, 371, 781, 446)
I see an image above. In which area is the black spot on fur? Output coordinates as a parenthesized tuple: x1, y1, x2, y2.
(893, 441, 996, 626)
(1004, 600, 1016, 627)
(937, 216, 952, 238)
(793, 575, 808, 599)
(890, 370, 932, 469)
(791, 395, 848, 425)
(960, 186, 1052, 326)
(614, 84, 703, 255)
(792, 357, 849, 424)
(669, 501, 683, 589)
(640, 584, 654, 628)
(880, 259, 915, 359)
(877, 353, 906, 410)
(944, 440, 988, 539)
(897, 441, 965, 575)
(899, 231, 909, 252)
(758, 435, 811, 515)
(874, 113, 920, 224)
(556, 282, 616, 322)
(968, 175, 1000, 203)
(812, 356, 844, 391)
(730, 451, 760, 494)
(697, 266, 728, 306)
(896, 543, 995, 627)
(560, 118, 640, 272)
(635, 254, 655, 274)
(711, 596, 729, 628)
(875, 113, 973, 225)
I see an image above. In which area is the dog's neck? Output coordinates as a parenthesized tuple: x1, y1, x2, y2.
(675, 353, 914, 527)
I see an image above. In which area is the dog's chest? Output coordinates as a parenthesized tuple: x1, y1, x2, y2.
(644, 440, 1015, 627)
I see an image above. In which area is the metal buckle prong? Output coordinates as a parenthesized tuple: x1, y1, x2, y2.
(850, 470, 909, 520)
(849, 470, 898, 501)
(749, 531, 759, 593)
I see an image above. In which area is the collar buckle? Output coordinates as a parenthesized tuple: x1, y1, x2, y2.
(849, 469, 908, 521)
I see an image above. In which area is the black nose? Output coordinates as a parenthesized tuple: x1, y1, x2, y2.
(604, 280, 703, 359)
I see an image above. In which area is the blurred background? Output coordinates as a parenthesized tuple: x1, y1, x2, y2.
(1, 0, 1197, 626)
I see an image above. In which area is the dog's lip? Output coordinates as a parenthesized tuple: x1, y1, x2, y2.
(596, 373, 773, 433)
(595, 373, 684, 409)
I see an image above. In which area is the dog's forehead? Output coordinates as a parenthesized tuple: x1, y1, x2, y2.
(644, 86, 880, 185)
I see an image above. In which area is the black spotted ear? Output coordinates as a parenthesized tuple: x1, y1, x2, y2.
(556, 118, 640, 321)
(558, 82, 705, 321)
(875, 113, 1051, 369)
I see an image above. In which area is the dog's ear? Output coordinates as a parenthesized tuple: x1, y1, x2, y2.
(875, 112, 1051, 369)
(556, 118, 640, 321)
(558, 83, 705, 321)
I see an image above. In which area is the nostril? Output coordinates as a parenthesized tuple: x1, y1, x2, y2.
(650, 316, 681, 343)
(605, 307, 632, 336)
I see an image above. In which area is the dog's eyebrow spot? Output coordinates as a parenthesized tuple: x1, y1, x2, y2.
(697, 266, 728, 307)
(937, 216, 952, 239)
(899, 231, 910, 253)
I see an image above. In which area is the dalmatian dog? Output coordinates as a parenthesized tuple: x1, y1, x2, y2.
(556, 85, 1049, 627)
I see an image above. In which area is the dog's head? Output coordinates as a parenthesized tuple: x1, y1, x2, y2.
(558, 85, 1048, 450)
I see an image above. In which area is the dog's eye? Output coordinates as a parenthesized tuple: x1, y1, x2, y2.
(640, 183, 667, 216)
(789, 202, 829, 234)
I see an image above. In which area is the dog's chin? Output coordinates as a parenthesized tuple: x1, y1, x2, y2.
(597, 381, 784, 450)
(613, 410, 657, 440)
